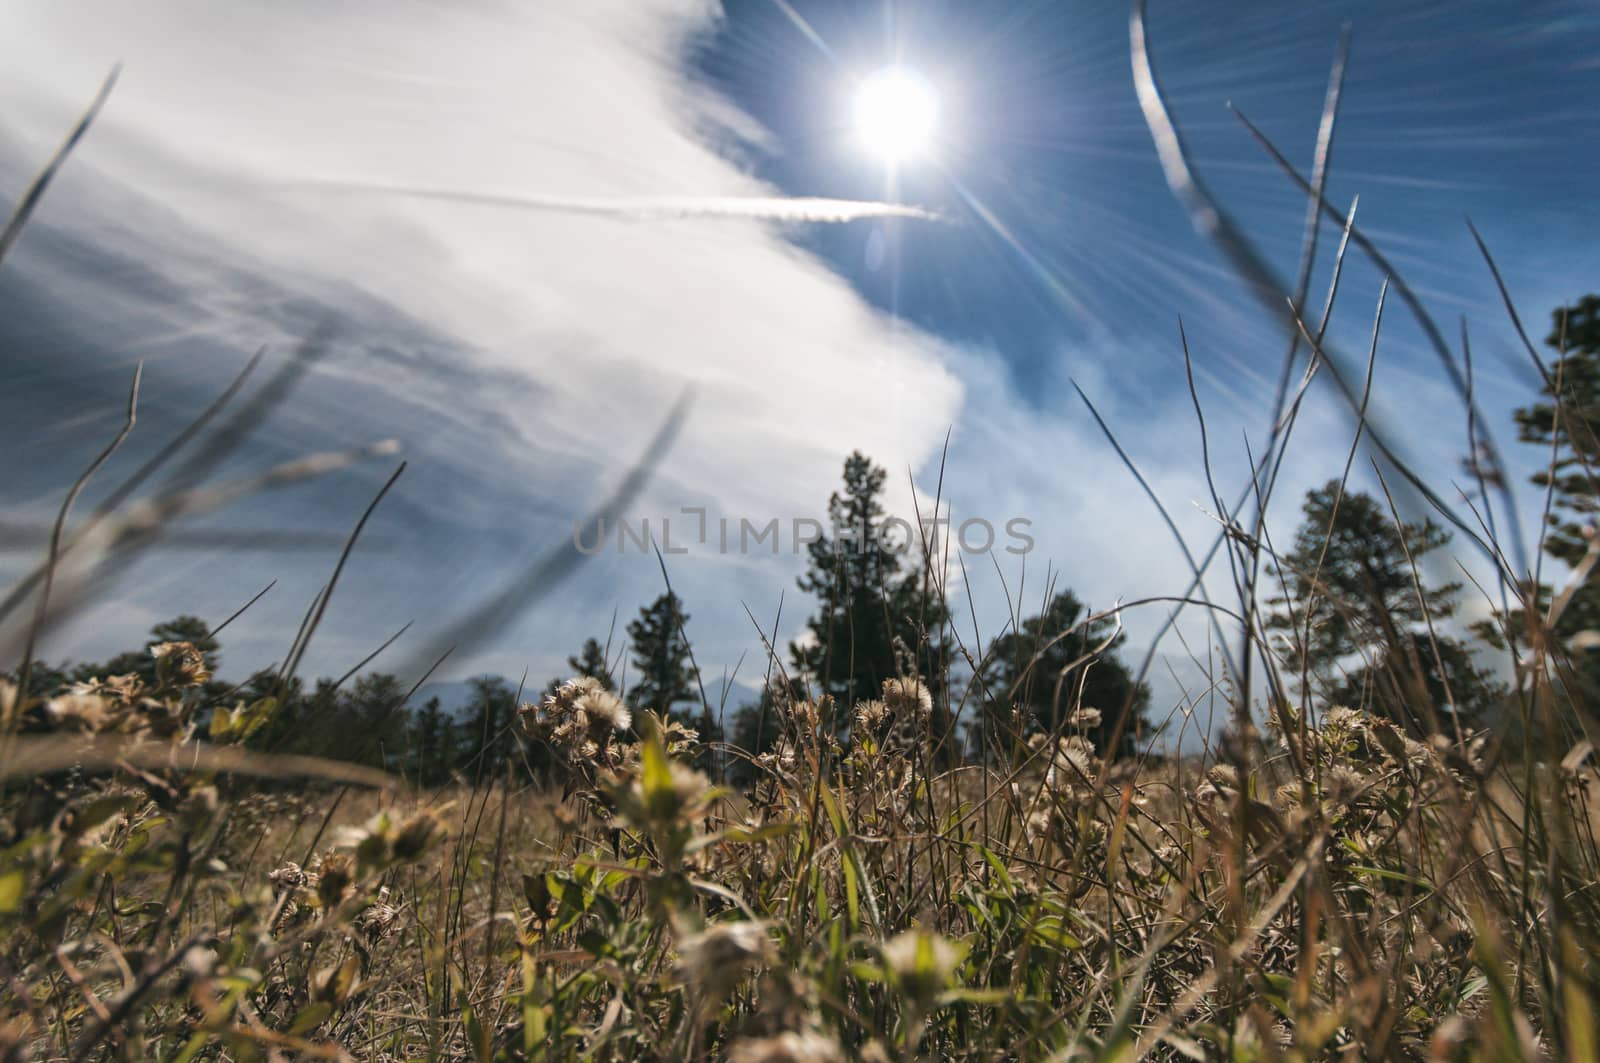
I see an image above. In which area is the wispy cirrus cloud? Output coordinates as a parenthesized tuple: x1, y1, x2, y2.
(0, 0, 1581, 749)
(0, 0, 965, 684)
(287, 182, 947, 224)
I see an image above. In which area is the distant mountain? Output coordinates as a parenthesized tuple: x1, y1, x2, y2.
(411, 676, 521, 717)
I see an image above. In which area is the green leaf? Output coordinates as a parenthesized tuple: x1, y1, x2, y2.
(841, 845, 861, 932)
(980, 847, 1015, 891)
(850, 961, 887, 984)
(1350, 865, 1432, 892)
(70, 795, 136, 836)
(234, 696, 277, 740)
(940, 987, 1010, 1005)
(462, 1001, 490, 1063)
(817, 785, 880, 932)
(577, 927, 611, 958)
(311, 955, 360, 1005)
(1027, 915, 1082, 951)
(0, 868, 23, 913)
(288, 1002, 332, 1036)
(171, 1030, 210, 1063)
(639, 729, 673, 818)
(716, 821, 797, 845)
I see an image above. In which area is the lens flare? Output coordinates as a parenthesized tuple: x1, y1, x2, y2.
(854, 67, 939, 163)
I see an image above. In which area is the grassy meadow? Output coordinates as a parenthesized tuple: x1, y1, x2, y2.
(7, 15, 1600, 1063)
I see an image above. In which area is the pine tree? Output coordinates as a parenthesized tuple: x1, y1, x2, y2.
(7, 659, 71, 698)
(984, 589, 1149, 759)
(569, 637, 615, 689)
(1268, 480, 1502, 734)
(541, 636, 617, 704)
(790, 451, 950, 712)
(1508, 294, 1600, 678)
(459, 675, 518, 780)
(73, 615, 222, 693)
(687, 703, 724, 777)
(410, 695, 456, 785)
(626, 592, 696, 715)
(261, 673, 403, 766)
(338, 672, 411, 769)
(727, 677, 806, 785)
(247, 671, 308, 755)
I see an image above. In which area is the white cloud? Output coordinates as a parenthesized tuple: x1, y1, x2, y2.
(0, 0, 963, 504)
(0, 0, 1546, 746)
(0, 0, 974, 679)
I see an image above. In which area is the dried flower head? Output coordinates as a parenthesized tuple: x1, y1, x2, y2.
(1044, 735, 1096, 795)
(1023, 804, 1056, 844)
(1321, 706, 1360, 732)
(180, 785, 219, 825)
(316, 852, 356, 908)
(882, 677, 933, 721)
(758, 737, 800, 775)
(547, 675, 604, 711)
(151, 641, 210, 687)
(790, 698, 823, 732)
(662, 761, 718, 821)
(881, 927, 963, 1002)
(1326, 765, 1367, 800)
(526, 675, 632, 766)
(1193, 780, 1224, 807)
(1069, 705, 1102, 731)
(1206, 763, 1240, 791)
(182, 945, 218, 979)
(853, 699, 890, 733)
(581, 688, 631, 732)
(46, 691, 113, 733)
(355, 888, 402, 943)
(607, 748, 720, 843)
(391, 809, 448, 863)
(636, 710, 700, 758)
(728, 1030, 845, 1063)
(677, 920, 775, 997)
(269, 862, 310, 892)
(135, 694, 197, 739)
(69, 674, 144, 709)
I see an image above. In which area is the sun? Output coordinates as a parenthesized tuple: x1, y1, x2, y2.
(854, 67, 940, 164)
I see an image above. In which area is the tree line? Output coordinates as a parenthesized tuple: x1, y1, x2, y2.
(13, 294, 1597, 777)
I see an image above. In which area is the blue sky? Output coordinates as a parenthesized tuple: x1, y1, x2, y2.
(0, 1, 1594, 740)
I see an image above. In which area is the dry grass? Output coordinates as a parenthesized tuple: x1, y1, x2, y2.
(3, 661, 1599, 1060)
(5, 12, 1600, 1061)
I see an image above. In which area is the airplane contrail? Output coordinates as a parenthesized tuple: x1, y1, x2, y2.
(291, 180, 946, 223)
